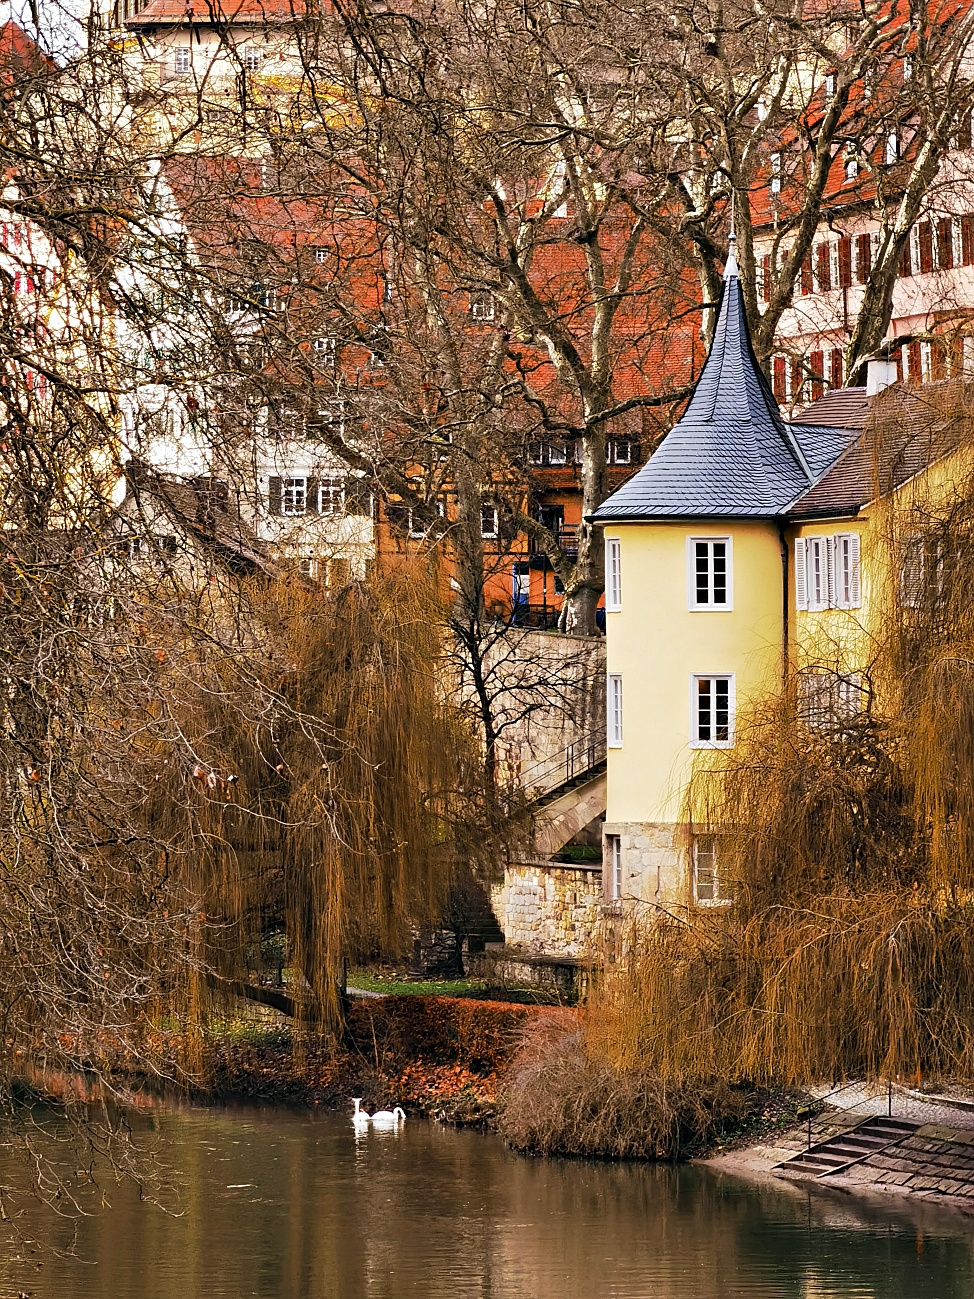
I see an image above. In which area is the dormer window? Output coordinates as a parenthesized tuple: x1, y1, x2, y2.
(469, 292, 496, 322)
(845, 156, 859, 181)
(770, 152, 782, 196)
(825, 72, 836, 97)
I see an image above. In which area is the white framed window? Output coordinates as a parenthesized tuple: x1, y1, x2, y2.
(605, 834, 623, 901)
(885, 131, 899, 165)
(688, 536, 732, 610)
(690, 675, 735, 748)
(795, 535, 831, 611)
(298, 556, 320, 580)
(605, 537, 622, 612)
(608, 439, 632, 464)
(799, 671, 865, 727)
(313, 336, 336, 364)
(548, 440, 567, 465)
(770, 152, 782, 195)
(481, 504, 499, 539)
(282, 476, 307, 516)
(833, 534, 861, 609)
(318, 475, 345, 515)
(845, 156, 859, 181)
(796, 534, 860, 610)
(693, 834, 724, 904)
(242, 46, 261, 71)
(469, 292, 496, 321)
(174, 46, 191, 75)
(313, 247, 328, 264)
(607, 673, 623, 747)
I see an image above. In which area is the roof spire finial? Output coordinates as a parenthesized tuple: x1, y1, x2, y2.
(725, 189, 739, 279)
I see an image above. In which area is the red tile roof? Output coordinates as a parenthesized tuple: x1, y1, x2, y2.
(127, 0, 312, 26)
(788, 380, 969, 518)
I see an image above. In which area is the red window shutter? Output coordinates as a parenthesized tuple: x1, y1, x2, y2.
(800, 256, 813, 295)
(773, 355, 786, 400)
(811, 351, 824, 400)
(908, 340, 921, 380)
(899, 239, 912, 277)
(790, 357, 802, 400)
(963, 214, 974, 266)
(838, 236, 852, 288)
(938, 217, 953, 269)
(816, 242, 831, 292)
(830, 348, 843, 389)
(762, 254, 771, 304)
(856, 233, 871, 283)
(919, 221, 933, 274)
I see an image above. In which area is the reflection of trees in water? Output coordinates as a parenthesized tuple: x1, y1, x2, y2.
(1, 1113, 967, 1298)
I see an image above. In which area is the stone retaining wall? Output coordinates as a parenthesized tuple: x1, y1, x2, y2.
(491, 861, 602, 958)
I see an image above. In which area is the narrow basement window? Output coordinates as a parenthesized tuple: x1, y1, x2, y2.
(605, 834, 623, 901)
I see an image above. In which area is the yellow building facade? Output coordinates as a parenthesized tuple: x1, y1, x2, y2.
(591, 237, 950, 914)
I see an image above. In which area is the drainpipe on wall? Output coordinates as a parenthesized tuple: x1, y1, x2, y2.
(778, 521, 789, 690)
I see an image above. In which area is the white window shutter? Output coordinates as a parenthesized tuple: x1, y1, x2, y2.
(848, 534, 861, 607)
(795, 538, 808, 609)
(900, 537, 924, 607)
(826, 538, 836, 608)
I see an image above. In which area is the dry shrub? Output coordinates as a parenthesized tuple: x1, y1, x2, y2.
(588, 893, 974, 1086)
(349, 995, 563, 1072)
(497, 1017, 752, 1159)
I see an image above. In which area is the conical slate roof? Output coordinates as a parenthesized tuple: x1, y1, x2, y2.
(592, 246, 854, 521)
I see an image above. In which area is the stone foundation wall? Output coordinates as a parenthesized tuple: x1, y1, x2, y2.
(492, 861, 602, 957)
(602, 821, 688, 913)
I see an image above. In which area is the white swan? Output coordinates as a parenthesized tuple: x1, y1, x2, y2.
(351, 1097, 371, 1125)
(370, 1106, 406, 1128)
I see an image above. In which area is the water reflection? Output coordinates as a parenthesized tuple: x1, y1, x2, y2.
(0, 1106, 970, 1299)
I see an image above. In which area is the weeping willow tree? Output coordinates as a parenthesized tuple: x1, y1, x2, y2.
(173, 567, 491, 1035)
(589, 381, 974, 1087)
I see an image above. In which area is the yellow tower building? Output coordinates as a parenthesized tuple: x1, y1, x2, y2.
(592, 235, 878, 912)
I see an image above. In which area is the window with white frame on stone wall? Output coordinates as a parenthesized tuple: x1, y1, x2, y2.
(692, 834, 730, 904)
(604, 834, 623, 902)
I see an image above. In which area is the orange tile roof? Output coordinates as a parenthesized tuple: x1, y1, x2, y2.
(127, 0, 313, 26)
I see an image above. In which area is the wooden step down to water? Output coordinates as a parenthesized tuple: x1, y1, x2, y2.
(775, 1116, 919, 1179)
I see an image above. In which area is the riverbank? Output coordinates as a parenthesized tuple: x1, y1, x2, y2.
(704, 1086, 974, 1214)
(190, 995, 573, 1126)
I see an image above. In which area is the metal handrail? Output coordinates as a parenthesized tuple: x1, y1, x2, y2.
(521, 730, 607, 801)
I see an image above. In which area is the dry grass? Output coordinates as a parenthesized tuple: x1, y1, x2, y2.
(497, 1017, 753, 1159)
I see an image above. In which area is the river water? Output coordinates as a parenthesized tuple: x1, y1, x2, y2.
(0, 1105, 971, 1299)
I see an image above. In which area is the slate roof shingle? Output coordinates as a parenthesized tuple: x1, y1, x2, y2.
(591, 249, 856, 523)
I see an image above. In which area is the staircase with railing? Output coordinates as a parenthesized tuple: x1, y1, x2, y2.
(521, 730, 607, 808)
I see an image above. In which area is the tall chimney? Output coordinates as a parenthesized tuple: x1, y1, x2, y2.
(866, 355, 898, 396)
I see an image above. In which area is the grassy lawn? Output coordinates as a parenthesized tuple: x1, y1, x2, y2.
(347, 970, 490, 996)
(347, 969, 564, 1004)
